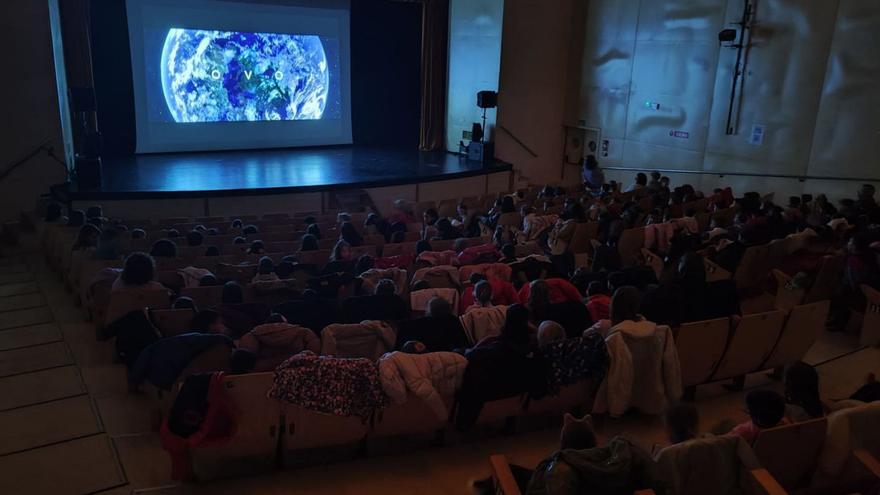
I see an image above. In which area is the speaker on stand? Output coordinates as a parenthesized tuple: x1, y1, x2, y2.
(464, 90, 497, 166)
(69, 87, 103, 190)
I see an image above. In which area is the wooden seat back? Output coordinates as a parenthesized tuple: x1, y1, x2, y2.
(676, 317, 730, 387)
(761, 300, 830, 371)
(711, 310, 785, 381)
(753, 418, 827, 490)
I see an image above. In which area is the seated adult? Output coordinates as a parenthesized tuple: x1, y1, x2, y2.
(341, 279, 409, 323)
(395, 297, 469, 352)
(456, 304, 547, 429)
(112, 252, 166, 293)
(238, 314, 320, 372)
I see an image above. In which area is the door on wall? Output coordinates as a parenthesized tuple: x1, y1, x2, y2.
(563, 125, 600, 182)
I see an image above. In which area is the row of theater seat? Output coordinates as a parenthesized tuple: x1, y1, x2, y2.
(491, 401, 880, 494)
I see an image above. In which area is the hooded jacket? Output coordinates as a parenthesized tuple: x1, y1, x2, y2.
(378, 351, 467, 422)
(591, 318, 682, 416)
(527, 436, 662, 495)
(238, 322, 321, 372)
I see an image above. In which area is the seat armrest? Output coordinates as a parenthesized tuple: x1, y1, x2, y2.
(750, 468, 788, 495)
(854, 449, 880, 478)
(489, 454, 521, 495)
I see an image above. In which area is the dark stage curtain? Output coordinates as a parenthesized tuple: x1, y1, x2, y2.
(419, 0, 449, 151)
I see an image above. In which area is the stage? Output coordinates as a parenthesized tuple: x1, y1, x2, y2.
(69, 146, 512, 200)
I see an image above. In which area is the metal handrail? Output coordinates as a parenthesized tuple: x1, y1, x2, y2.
(0, 138, 66, 183)
(497, 125, 538, 158)
(601, 166, 879, 184)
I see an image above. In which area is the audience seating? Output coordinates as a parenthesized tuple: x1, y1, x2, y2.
(189, 373, 281, 480)
(149, 308, 196, 337)
(703, 258, 732, 283)
(489, 454, 658, 495)
(38, 180, 856, 488)
(752, 418, 828, 491)
(180, 286, 224, 310)
(710, 310, 785, 383)
(105, 289, 171, 329)
(860, 285, 880, 347)
(761, 301, 830, 372)
(675, 317, 730, 388)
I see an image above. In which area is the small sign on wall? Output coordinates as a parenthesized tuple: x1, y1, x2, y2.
(669, 130, 689, 139)
(749, 124, 766, 146)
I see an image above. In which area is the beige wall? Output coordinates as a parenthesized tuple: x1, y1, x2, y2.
(0, 0, 67, 222)
(494, 0, 578, 186)
(566, 0, 880, 199)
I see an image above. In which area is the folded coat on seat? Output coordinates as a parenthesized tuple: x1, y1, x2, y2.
(378, 351, 467, 422)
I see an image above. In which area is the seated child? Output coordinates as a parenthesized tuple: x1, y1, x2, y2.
(252, 256, 280, 283)
(729, 390, 789, 445)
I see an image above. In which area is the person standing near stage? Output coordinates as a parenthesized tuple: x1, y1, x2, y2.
(582, 155, 605, 193)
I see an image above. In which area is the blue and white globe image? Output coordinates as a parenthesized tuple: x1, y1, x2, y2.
(160, 28, 328, 122)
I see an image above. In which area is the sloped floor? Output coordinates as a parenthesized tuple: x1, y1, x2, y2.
(1, 240, 877, 495)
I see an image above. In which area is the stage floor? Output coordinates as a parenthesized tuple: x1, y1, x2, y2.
(71, 146, 510, 199)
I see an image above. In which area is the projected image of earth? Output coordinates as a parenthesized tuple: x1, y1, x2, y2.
(160, 28, 328, 122)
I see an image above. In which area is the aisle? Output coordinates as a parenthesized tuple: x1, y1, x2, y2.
(0, 254, 127, 495)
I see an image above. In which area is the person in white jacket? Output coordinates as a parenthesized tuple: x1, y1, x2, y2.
(586, 286, 682, 417)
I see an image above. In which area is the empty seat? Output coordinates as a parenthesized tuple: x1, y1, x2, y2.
(189, 373, 282, 481)
(752, 418, 827, 491)
(675, 317, 730, 387)
(761, 300, 830, 371)
(710, 310, 785, 381)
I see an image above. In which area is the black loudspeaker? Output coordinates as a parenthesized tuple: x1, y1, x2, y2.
(477, 90, 497, 109)
(75, 157, 103, 190)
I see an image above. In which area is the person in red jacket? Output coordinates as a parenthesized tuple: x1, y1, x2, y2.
(585, 281, 611, 322)
(517, 278, 583, 306)
(459, 273, 520, 314)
